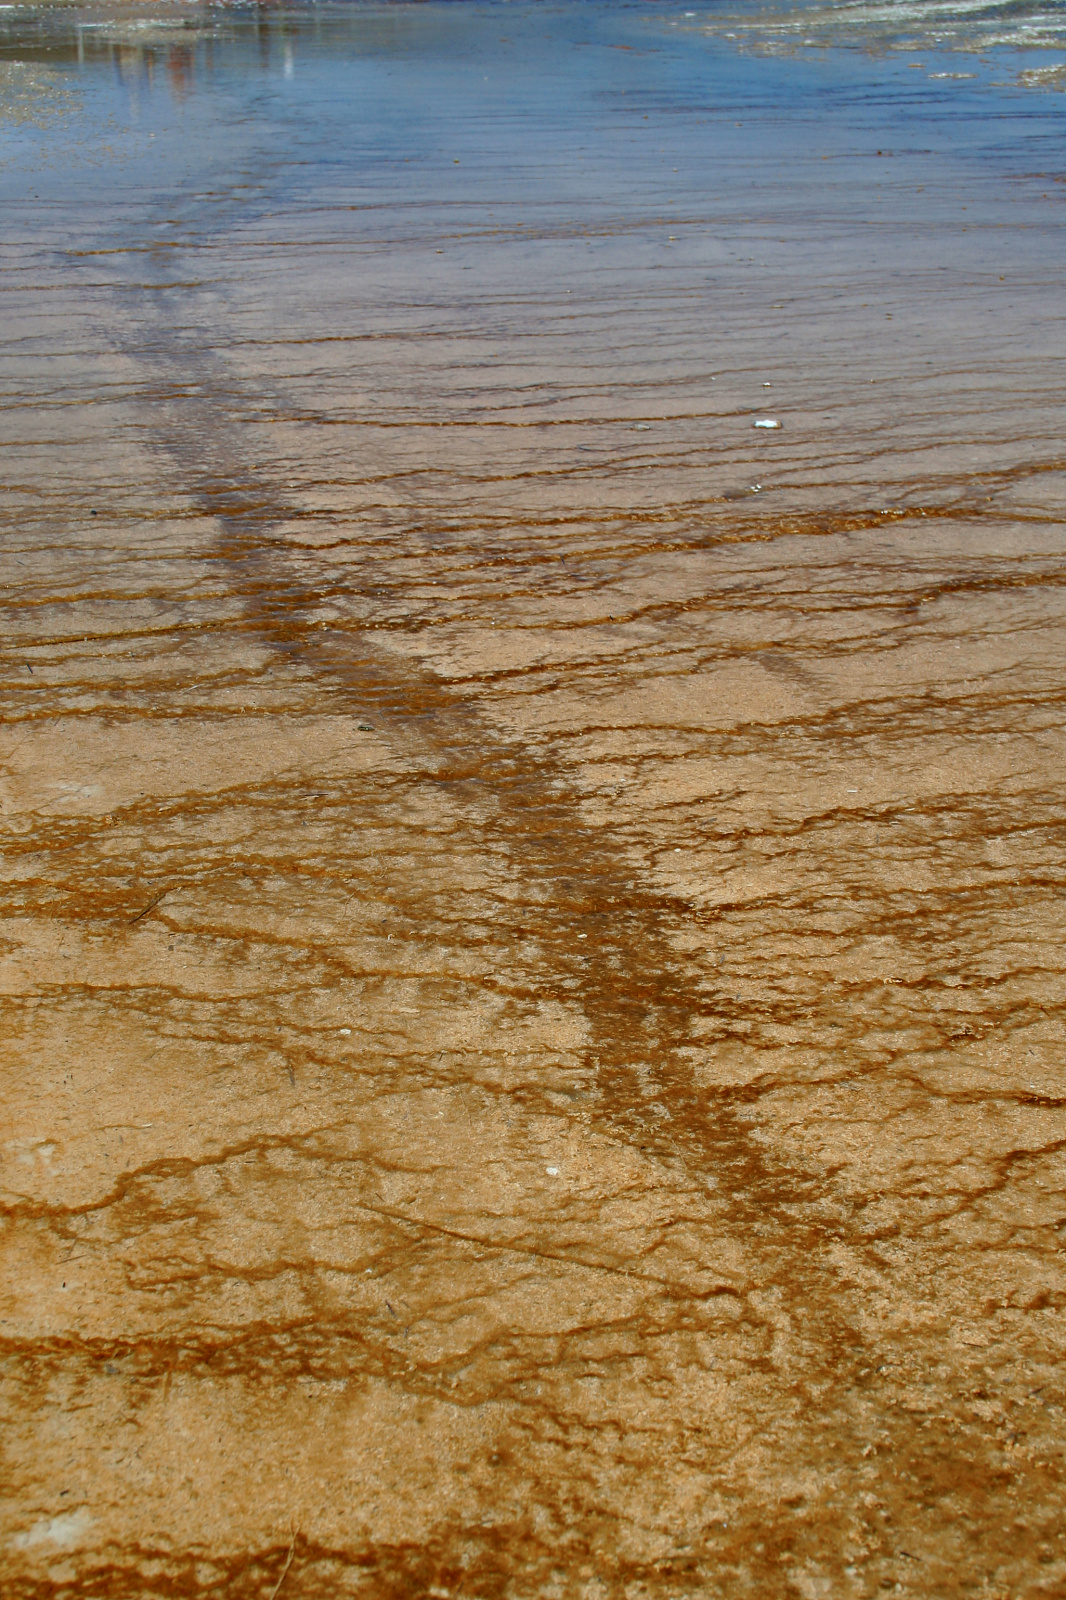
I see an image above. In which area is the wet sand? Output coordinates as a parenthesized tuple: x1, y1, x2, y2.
(2, 3, 1066, 1595)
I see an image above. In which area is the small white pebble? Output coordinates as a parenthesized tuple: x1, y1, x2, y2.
(339, 1028, 352, 1035)
(753, 418, 781, 429)
(578, 933, 587, 939)
(546, 1167, 559, 1176)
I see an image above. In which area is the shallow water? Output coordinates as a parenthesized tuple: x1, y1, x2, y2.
(688, 0, 1066, 75)
(2, 3, 1066, 1596)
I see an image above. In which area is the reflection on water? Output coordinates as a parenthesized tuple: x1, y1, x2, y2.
(4, 0, 1066, 110)
(2, 3, 1066, 1597)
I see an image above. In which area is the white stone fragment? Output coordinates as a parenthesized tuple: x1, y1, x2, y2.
(13, 1509, 93, 1551)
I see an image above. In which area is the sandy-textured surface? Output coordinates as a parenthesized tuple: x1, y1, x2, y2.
(2, 5, 1066, 1595)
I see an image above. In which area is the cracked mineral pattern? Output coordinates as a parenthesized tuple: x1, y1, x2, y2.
(2, 3, 1065, 1596)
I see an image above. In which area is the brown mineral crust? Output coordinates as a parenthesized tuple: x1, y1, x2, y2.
(3, 13, 1066, 1597)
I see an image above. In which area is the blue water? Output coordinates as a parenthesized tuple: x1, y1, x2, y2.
(2, 0, 1064, 242)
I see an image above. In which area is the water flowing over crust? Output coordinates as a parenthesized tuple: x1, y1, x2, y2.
(686, 0, 1066, 84)
(2, 5, 1066, 1596)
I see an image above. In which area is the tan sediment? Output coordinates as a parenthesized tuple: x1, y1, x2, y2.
(0, 62, 79, 128)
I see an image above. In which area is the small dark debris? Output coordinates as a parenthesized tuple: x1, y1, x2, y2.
(129, 885, 173, 925)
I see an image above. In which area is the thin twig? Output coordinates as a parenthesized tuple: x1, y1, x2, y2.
(128, 884, 177, 925)
(267, 1528, 298, 1600)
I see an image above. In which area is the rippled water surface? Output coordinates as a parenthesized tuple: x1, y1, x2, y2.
(2, 2, 1066, 1595)
(687, 0, 1066, 80)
